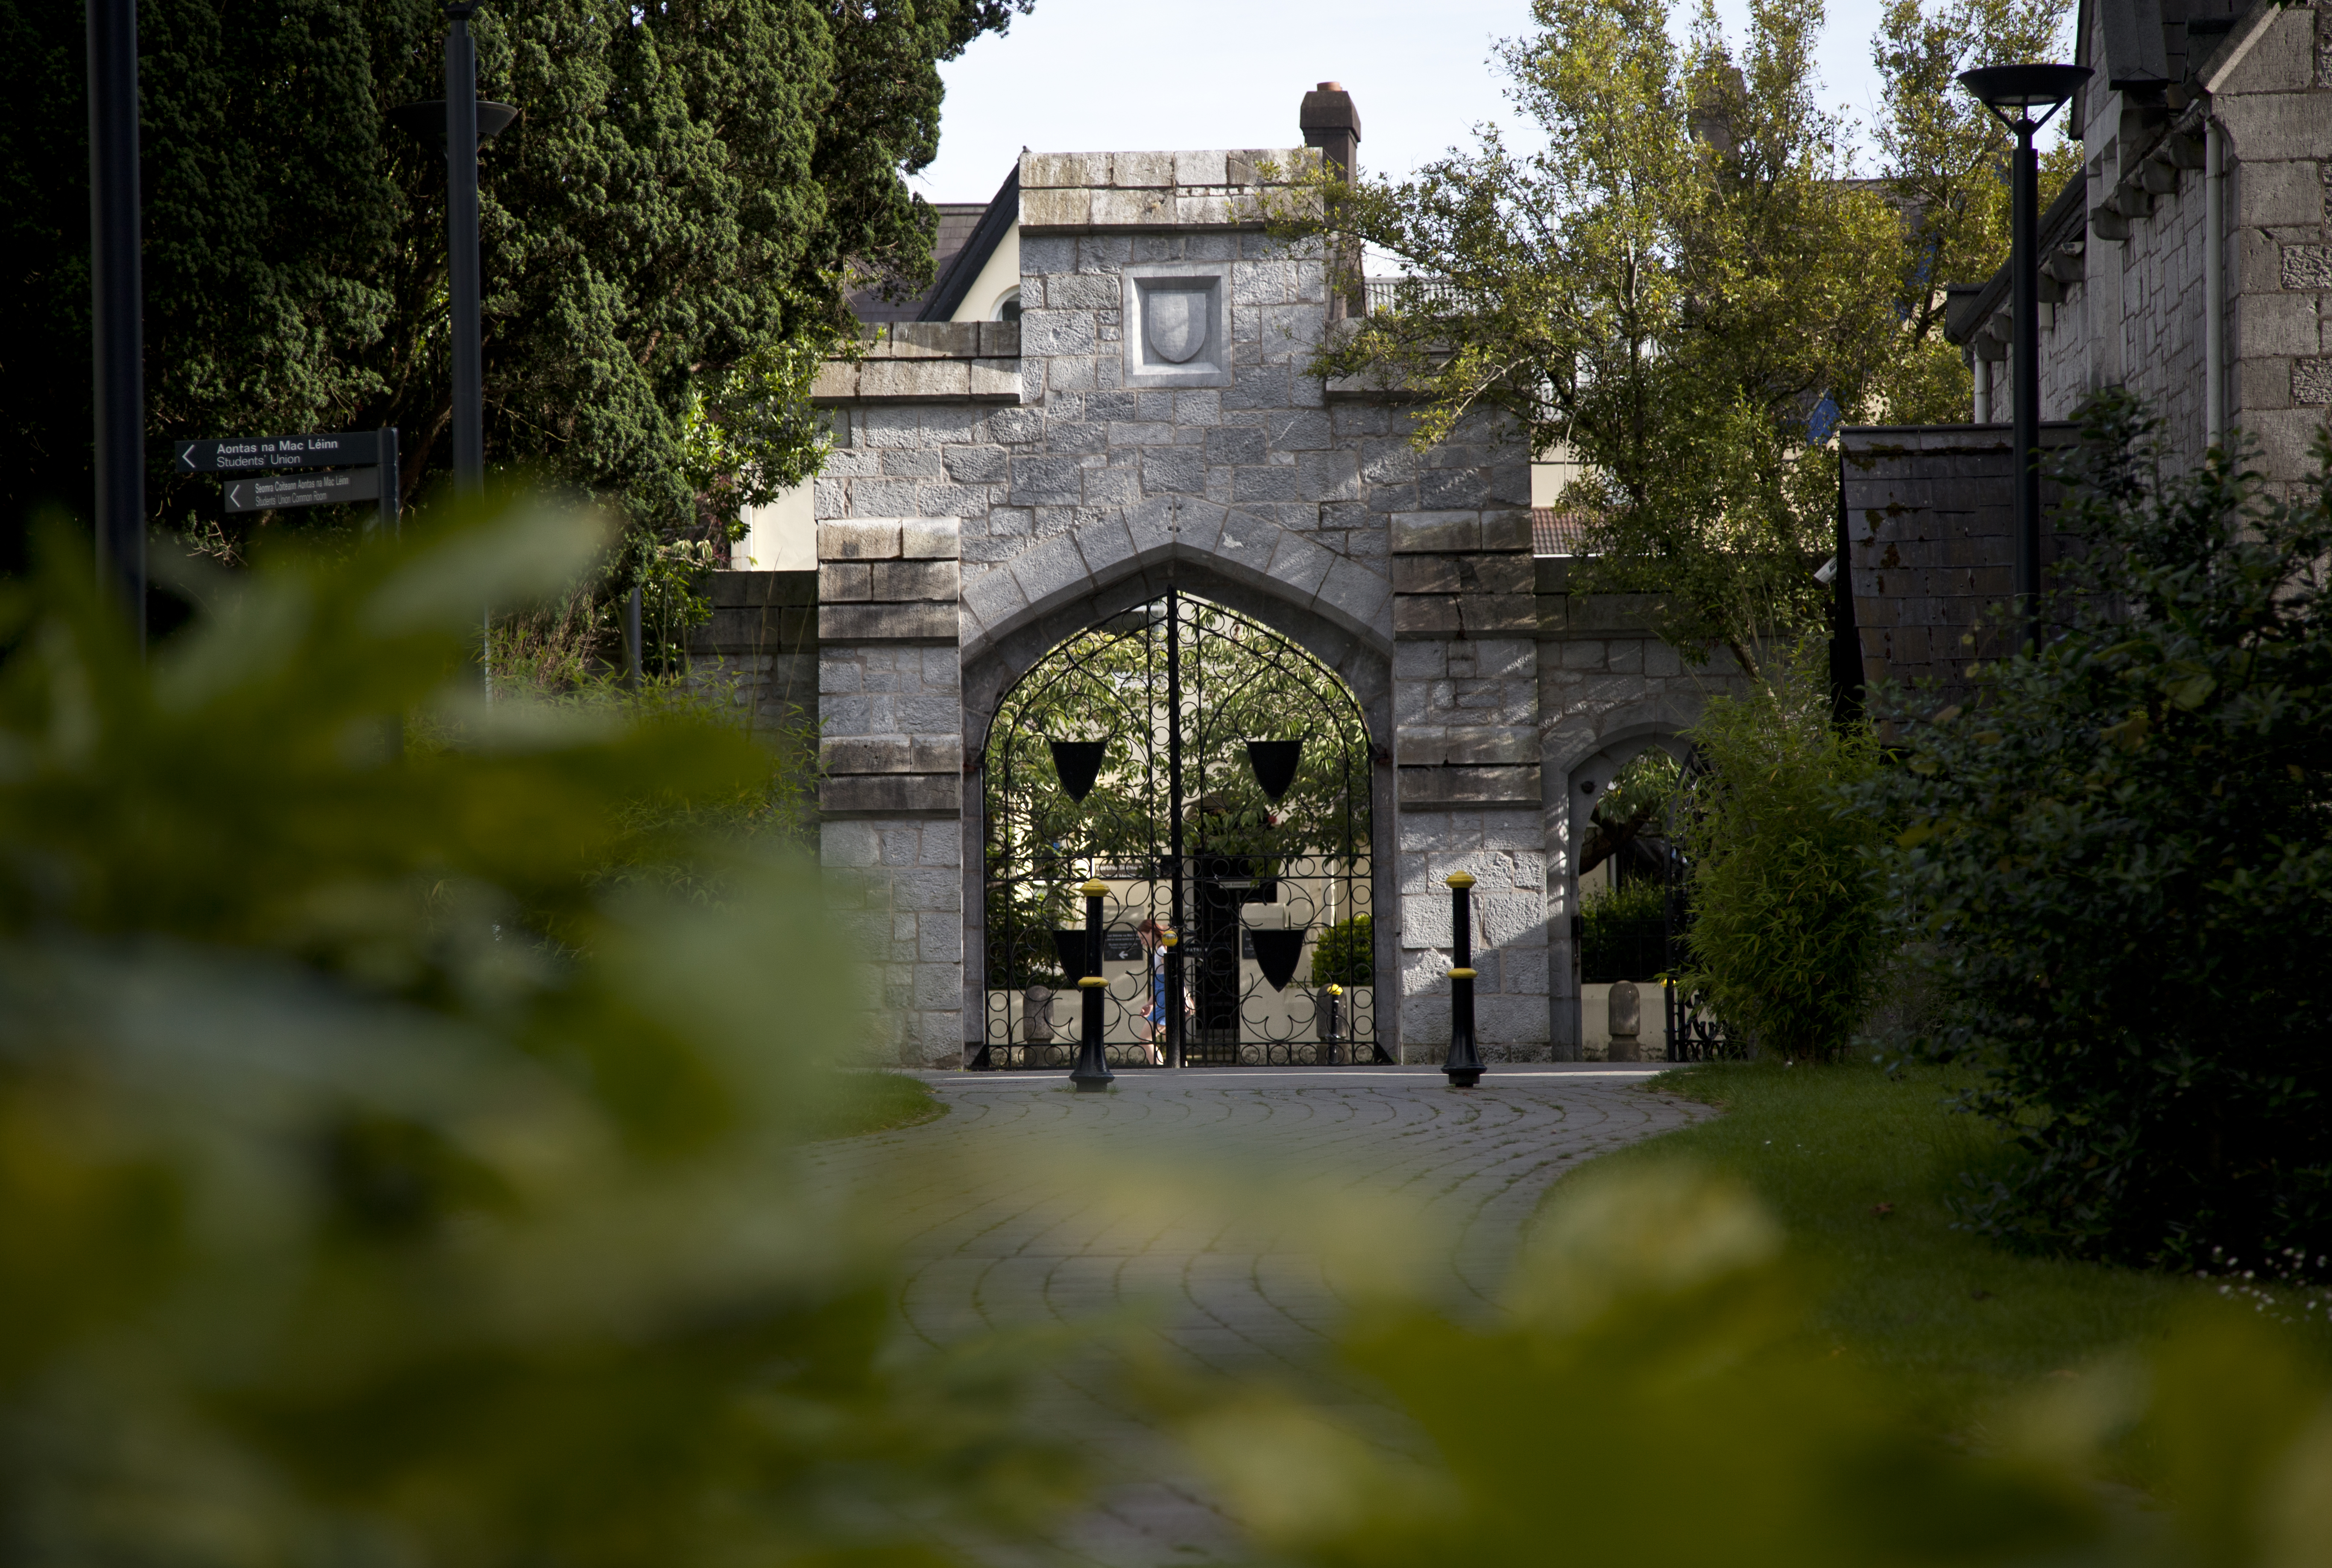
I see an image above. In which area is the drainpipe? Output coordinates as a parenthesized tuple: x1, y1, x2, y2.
(2205, 114, 2226, 450)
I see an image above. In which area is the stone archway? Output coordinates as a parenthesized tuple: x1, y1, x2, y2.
(1544, 712, 1704, 1061)
(958, 516, 1397, 1066)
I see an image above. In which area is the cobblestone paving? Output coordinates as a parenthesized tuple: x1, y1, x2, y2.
(809, 1065, 1710, 1566)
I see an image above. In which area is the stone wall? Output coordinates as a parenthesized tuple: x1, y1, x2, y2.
(1840, 424, 2079, 713)
(685, 570, 818, 737)
(1976, 0, 2332, 489)
(817, 519, 965, 1066)
(2220, 4, 2332, 486)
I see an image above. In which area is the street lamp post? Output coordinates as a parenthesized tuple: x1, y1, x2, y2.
(1957, 64, 2090, 653)
(86, 0, 144, 643)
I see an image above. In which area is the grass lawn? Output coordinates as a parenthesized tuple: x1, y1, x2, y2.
(1555, 1059, 2331, 1436)
(807, 1071, 947, 1141)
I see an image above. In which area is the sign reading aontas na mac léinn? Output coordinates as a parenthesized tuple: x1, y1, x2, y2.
(174, 432, 372, 474)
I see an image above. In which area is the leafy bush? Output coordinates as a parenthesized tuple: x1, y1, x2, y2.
(1677, 653, 1887, 1060)
(1874, 396, 2332, 1270)
(1579, 875, 1667, 982)
(1309, 913, 1374, 986)
(0, 506, 1074, 1562)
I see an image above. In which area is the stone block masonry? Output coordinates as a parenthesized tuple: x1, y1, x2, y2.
(1954, 0, 2332, 494)
(818, 518, 965, 1066)
(1840, 425, 2078, 714)
(685, 570, 817, 740)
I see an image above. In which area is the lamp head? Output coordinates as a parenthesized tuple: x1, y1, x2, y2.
(1957, 64, 2091, 129)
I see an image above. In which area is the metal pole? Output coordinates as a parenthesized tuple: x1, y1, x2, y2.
(87, 0, 145, 646)
(1443, 872, 1484, 1088)
(375, 427, 401, 535)
(2205, 117, 2227, 451)
(1166, 587, 1185, 1068)
(624, 584, 642, 690)
(2011, 114, 2041, 653)
(1070, 878, 1114, 1091)
(446, 9, 483, 494)
(445, 4, 487, 696)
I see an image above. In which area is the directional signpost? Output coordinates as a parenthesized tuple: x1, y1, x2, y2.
(175, 428, 400, 532)
(224, 469, 381, 513)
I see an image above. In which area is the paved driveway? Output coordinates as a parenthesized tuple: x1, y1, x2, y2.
(808, 1065, 1710, 1565)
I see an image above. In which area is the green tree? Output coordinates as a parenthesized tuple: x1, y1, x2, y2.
(1308, 914, 1374, 987)
(1273, 0, 2075, 678)
(0, 0, 1030, 565)
(984, 596, 1375, 874)
(1276, 0, 1901, 678)
(1874, 396, 2332, 1270)
(1869, 0, 2081, 424)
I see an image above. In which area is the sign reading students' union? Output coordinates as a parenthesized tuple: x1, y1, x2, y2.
(175, 432, 372, 473)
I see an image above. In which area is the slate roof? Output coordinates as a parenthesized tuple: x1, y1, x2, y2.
(844, 165, 1021, 325)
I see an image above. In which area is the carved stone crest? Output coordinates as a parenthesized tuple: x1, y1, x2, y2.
(1144, 289, 1211, 364)
(1122, 263, 1232, 388)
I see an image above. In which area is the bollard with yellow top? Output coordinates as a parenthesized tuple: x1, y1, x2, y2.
(1443, 871, 1484, 1088)
(1070, 878, 1116, 1092)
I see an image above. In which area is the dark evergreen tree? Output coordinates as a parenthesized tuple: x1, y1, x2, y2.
(0, 0, 1026, 560)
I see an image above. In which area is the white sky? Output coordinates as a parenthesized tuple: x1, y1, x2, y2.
(913, 0, 1916, 202)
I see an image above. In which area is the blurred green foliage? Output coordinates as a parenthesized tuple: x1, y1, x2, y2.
(1873, 396, 2332, 1271)
(1189, 1161, 2332, 1568)
(1188, 1168, 2107, 1566)
(20, 494, 2332, 1567)
(0, 504, 1071, 1564)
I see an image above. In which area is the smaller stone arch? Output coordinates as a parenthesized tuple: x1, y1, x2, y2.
(1544, 705, 1702, 1061)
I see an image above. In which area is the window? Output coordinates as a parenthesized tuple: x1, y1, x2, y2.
(995, 288, 1021, 323)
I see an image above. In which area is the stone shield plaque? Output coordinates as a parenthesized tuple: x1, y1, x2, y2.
(1144, 289, 1210, 364)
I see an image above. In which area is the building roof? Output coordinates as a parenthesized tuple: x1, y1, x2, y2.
(1533, 508, 1590, 556)
(917, 166, 1020, 322)
(844, 184, 1005, 323)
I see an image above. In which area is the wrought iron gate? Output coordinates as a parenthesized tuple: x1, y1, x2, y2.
(978, 589, 1382, 1068)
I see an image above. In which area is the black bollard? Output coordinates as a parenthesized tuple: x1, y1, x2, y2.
(1443, 872, 1485, 1088)
(1069, 878, 1116, 1092)
(1163, 927, 1183, 1069)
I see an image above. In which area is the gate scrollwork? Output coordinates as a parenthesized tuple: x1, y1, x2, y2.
(979, 590, 1381, 1068)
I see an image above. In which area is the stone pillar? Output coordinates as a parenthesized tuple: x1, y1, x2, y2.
(816, 518, 965, 1068)
(1390, 508, 1550, 1061)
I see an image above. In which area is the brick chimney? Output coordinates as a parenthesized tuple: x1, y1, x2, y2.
(1299, 82, 1361, 179)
